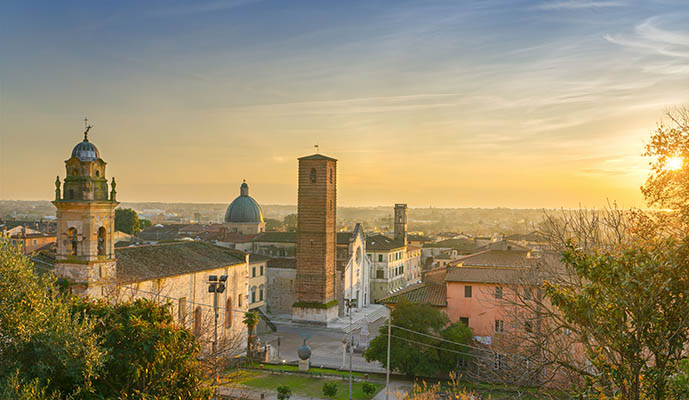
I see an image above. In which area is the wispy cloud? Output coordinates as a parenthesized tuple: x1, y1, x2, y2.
(536, 1, 625, 10)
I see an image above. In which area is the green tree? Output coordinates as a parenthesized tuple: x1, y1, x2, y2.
(243, 310, 259, 355)
(642, 107, 689, 221)
(0, 238, 104, 398)
(364, 300, 472, 377)
(277, 384, 292, 400)
(265, 218, 283, 231)
(70, 297, 211, 400)
(139, 218, 153, 230)
(544, 239, 689, 400)
(322, 381, 338, 398)
(283, 214, 298, 231)
(362, 382, 377, 399)
(115, 207, 141, 235)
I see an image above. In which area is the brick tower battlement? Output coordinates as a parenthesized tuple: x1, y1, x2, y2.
(292, 153, 338, 324)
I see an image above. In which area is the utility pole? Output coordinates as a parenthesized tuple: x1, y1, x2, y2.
(208, 274, 227, 400)
(385, 307, 391, 400)
(347, 299, 353, 400)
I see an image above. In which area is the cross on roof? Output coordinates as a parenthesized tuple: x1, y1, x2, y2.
(83, 117, 93, 141)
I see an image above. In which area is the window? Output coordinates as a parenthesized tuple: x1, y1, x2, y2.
(400, 265, 404, 274)
(464, 285, 472, 298)
(252, 266, 256, 277)
(310, 168, 317, 183)
(495, 319, 504, 333)
(378, 254, 383, 262)
(33, 240, 37, 245)
(193, 306, 202, 336)
(495, 286, 503, 299)
(178, 297, 188, 322)
(97, 226, 106, 256)
(225, 299, 232, 328)
(67, 227, 78, 256)
(329, 168, 333, 184)
(259, 285, 264, 301)
(238, 294, 242, 307)
(251, 286, 257, 303)
(460, 317, 469, 326)
(376, 270, 384, 279)
(260, 265, 264, 276)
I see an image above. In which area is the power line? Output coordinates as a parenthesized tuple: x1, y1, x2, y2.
(391, 324, 489, 352)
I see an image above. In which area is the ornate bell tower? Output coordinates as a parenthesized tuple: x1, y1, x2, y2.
(53, 122, 119, 297)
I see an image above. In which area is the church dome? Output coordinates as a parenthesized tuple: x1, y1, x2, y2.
(71, 138, 101, 161)
(224, 181, 264, 223)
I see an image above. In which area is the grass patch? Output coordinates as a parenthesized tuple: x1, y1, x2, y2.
(241, 374, 383, 400)
(252, 363, 368, 378)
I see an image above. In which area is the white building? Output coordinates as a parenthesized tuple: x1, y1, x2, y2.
(342, 223, 371, 311)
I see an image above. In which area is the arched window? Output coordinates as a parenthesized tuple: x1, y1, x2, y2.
(97, 227, 106, 256)
(72, 169, 78, 176)
(225, 299, 233, 328)
(67, 228, 78, 256)
(95, 170, 100, 177)
(193, 306, 202, 336)
(310, 168, 317, 183)
(251, 286, 257, 304)
(259, 285, 264, 302)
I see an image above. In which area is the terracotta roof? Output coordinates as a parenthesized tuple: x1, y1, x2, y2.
(298, 153, 337, 161)
(337, 232, 353, 245)
(377, 283, 447, 307)
(266, 258, 297, 269)
(408, 234, 432, 242)
(252, 231, 297, 243)
(115, 241, 246, 282)
(505, 232, 546, 242)
(445, 266, 537, 285)
(366, 234, 405, 251)
(423, 238, 478, 251)
(249, 253, 271, 263)
(451, 249, 537, 268)
(471, 241, 531, 253)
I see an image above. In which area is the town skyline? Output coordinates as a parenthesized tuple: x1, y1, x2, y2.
(3, 0, 689, 208)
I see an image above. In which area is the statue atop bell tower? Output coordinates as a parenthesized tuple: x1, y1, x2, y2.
(53, 121, 119, 297)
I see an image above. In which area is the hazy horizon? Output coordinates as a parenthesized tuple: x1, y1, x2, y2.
(3, 0, 688, 208)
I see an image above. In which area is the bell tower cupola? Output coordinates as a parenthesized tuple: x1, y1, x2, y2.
(53, 121, 119, 297)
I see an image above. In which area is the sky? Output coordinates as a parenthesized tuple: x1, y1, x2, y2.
(2, 0, 689, 208)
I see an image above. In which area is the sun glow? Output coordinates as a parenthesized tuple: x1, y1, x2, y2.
(665, 156, 684, 171)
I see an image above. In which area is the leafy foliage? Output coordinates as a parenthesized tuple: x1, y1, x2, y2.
(0, 238, 103, 398)
(277, 384, 292, 400)
(362, 382, 377, 398)
(70, 297, 211, 400)
(642, 107, 689, 220)
(322, 381, 338, 398)
(115, 207, 141, 235)
(364, 300, 472, 377)
(283, 213, 298, 231)
(0, 238, 211, 399)
(544, 239, 689, 399)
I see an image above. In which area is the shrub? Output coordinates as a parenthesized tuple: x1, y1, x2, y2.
(322, 381, 338, 397)
(277, 385, 292, 400)
(362, 382, 377, 398)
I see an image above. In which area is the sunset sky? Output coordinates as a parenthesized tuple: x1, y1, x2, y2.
(2, 0, 689, 208)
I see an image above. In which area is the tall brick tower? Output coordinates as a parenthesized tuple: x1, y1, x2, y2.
(53, 125, 119, 297)
(394, 203, 408, 246)
(292, 154, 338, 324)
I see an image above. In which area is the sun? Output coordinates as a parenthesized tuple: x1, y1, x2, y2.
(664, 156, 684, 171)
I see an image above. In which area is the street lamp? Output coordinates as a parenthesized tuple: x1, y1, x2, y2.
(344, 298, 356, 400)
(208, 274, 227, 399)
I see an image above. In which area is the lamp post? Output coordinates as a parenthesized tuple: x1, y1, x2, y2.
(344, 298, 355, 400)
(208, 274, 227, 400)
